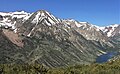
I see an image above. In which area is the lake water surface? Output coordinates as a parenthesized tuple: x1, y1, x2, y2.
(96, 52, 118, 63)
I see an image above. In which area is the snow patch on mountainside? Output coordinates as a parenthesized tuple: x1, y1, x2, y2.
(99, 24, 119, 37)
(0, 11, 30, 19)
(0, 11, 30, 32)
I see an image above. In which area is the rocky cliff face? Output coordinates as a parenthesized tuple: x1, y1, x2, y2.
(0, 10, 119, 67)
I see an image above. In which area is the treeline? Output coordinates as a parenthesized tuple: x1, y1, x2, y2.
(0, 60, 120, 74)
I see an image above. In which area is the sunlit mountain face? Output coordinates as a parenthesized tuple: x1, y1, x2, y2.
(0, 10, 120, 67)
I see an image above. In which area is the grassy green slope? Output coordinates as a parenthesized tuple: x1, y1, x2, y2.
(0, 60, 120, 74)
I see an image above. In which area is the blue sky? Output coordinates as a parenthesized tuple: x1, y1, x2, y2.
(0, 0, 119, 26)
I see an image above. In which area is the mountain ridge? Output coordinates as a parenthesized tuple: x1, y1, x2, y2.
(0, 10, 119, 67)
(0, 10, 119, 38)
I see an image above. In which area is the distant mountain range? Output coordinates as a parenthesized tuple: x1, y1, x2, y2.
(0, 10, 120, 67)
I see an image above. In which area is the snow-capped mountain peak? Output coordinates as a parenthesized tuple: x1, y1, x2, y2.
(31, 10, 61, 26)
